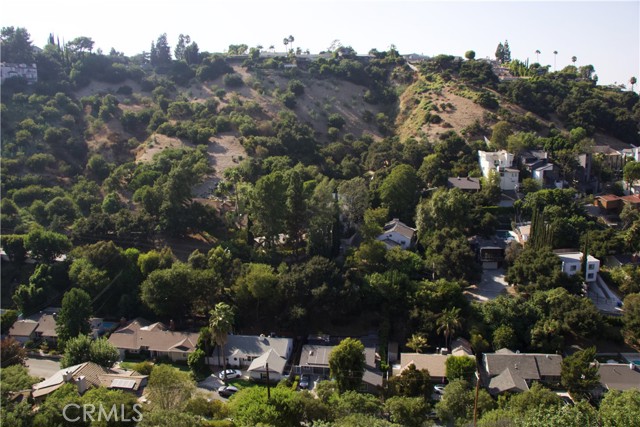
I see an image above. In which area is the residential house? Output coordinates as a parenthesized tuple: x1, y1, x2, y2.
(621, 194, 640, 209)
(208, 334, 294, 368)
(447, 177, 481, 192)
(595, 194, 624, 212)
(470, 235, 507, 269)
(8, 311, 58, 345)
(247, 348, 288, 382)
(8, 319, 38, 344)
(32, 362, 147, 401)
(108, 318, 200, 362)
(482, 349, 562, 395)
(593, 363, 640, 398)
(376, 218, 416, 250)
(478, 150, 519, 191)
(397, 342, 474, 384)
(593, 145, 625, 174)
(297, 344, 383, 394)
(519, 150, 559, 188)
(1, 63, 38, 84)
(554, 250, 600, 283)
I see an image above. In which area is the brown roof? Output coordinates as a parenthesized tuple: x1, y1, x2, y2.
(108, 318, 199, 353)
(35, 314, 57, 338)
(621, 195, 640, 205)
(597, 194, 621, 202)
(399, 353, 449, 379)
(8, 320, 38, 337)
(598, 364, 640, 391)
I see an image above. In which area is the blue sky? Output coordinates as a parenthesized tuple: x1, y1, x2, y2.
(2, 0, 638, 87)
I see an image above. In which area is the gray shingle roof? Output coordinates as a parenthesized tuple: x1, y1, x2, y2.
(247, 348, 286, 374)
(488, 368, 530, 394)
(484, 351, 561, 380)
(598, 364, 640, 391)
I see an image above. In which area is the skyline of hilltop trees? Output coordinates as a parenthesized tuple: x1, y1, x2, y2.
(2, 25, 640, 426)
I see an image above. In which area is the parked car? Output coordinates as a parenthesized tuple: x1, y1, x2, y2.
(217, 385, 239, 397)
(218, 369, 242, 380)
(434, 385, 446, 394)
(298, 374, 310, 389)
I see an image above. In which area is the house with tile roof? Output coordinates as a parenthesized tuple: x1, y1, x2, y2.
(32, 362, 147, 401)
(376, 218, 416, 250)
(482, 349, 562, 395)
(108, 318, 199, 362)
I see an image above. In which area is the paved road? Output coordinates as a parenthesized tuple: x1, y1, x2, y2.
(25, 357, 60, 380)
(465, 268, 511, 302)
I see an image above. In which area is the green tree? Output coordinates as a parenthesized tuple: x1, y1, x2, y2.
(378, 164, 418, 224)
(0, 26, 34, 63)
(437, 307, 462, 350)
(492, 324, 518, 350)
(329, 337, 366, 392)
(623, 161, 640, 190)
(56, 288, 92, 345)
(147, 364, 196, 410)
(445, 356, 476, 381)
(561, 346, 599, 397)
(338, 177, 370, 227)
(0, 364, 39, 396)
(234, 263, 277, 323)
(209, 302, 235, 381)
(387, 363, 433, 398)
(490, 121, 512, 150)
(187, 348, 208, 379)
(68, 258, 110, 297)
(384, 396, 429, 427)
(622, 293, 640, 347)
(405, 334, 428, 353)
(416, 188, 472, 237)
(507, 382, 562, 413)
(465, 50, 476, 60)
(435, 379, 495, 426)
(60, 335, 119, 368)
(361, 207, 389, 241)
(140, 263, 200, 317)
(424, 228, 480, 282)
(24, 227, 71, 262)
(599, 389, 640, 427)
(1, 235, 26, 264)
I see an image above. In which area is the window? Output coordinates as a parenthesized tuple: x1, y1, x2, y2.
(588, 264, 595, 270)
(587, 273, 594, 280)
(570, 265, 577, 271)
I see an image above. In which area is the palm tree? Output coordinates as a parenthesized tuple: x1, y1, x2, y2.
(535, 49, 541, 63)
(553, 50, 558, 71)
(269, 45, 275, 53)
(406, 334, 429, 353)
(571, 56, 577, 65)
(288, 35, 295, 54)
(436, 307, 462, 350)
(209, 302, 234, 382)
(283, 38, 289, 53)
(630, 76, 637, 91)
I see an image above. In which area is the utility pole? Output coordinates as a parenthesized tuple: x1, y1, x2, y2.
(473, 370, 480, 427)
(266, 363, 271, 400)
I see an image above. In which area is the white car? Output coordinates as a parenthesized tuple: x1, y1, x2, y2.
(434, 384, 446, 394)
(218, 369, 242, 380)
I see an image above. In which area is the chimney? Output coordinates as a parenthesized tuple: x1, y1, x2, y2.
(169, 319, 175, 331)
(76, 376, 88, 394)
(120, 317, 127, 326)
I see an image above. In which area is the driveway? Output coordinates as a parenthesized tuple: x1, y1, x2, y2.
(25, 357, 60, 380)
(465, 268, 512, 302)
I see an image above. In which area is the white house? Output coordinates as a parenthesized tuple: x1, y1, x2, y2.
(247, 348, 288, 382)
(478, 150, 519, 191)
(376, 218, 416, 250)
(208, 334, 294, 368)
(554, 251, 600, 282)
(1, 63, 38, 84)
